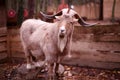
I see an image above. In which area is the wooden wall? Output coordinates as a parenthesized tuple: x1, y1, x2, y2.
(0, 0, 7, 60)
(64, 24, 120, 69)
(8, 23, 120, 69)
(0, 27, 7, 60)
(7, 28, 24, 58)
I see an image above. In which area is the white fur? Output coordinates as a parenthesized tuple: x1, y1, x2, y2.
(26, 64, 32, 69)
(20, 9, 79, 72)
(60, 26, 66, 33)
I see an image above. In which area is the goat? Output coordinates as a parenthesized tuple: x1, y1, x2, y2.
(20, 8, 97, 78)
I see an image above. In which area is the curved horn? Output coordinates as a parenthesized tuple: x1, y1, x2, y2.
(40, 11, 62, 19)
(74, 14, 98, 27)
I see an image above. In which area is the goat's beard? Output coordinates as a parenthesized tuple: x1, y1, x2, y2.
(58, 34, 67, 53)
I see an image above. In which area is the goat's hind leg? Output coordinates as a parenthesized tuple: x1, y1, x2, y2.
(54, 63, 59, 76)
(26, 56, 32, 69)
(31, 50, 46, 68)
(24, 48, 34, 69)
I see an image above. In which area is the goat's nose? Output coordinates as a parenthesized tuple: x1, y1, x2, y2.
(61, 29, 65, 32)
(60, 26, 66, 33)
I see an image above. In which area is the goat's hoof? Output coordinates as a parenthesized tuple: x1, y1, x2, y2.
(26, 63, 36, 69)
(26, 64, 32, 69)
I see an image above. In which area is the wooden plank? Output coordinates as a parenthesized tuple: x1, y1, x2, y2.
(0, 52, 7, 60)
(10, 35, 21, 42)
(11, 46, 23, 52)
(0, 36, 7, 42)
(7, 28, 20, 59)
(0, 27, 7, 60)
(0, 42, 7, 52)
(88, 42, 120, 51)
(0, 44, 7, 52)
(11, 41, 22, 45)
(7, 29, 12, 61)
(63, 55, 120, 69)
(93, 33, 120, 42)
(0, 27, 7, 37)
(11, 51, 25, 58)
(73, 33, 120, 42)
(0, 33, 7, 37)
(71, 41, 120, 55)
(7, 28, 19, 35)
(74, 25, 120, 34)
(72, 34, 94, 42)
(10, 42, 21, 53)
(0, 27, 7, 34)
(10, 40, 23, 53)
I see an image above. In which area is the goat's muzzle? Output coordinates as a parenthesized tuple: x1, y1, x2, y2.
(59, 33, 65, 38)
(59, 26, 66, 38)
(59, 29, 66, 38)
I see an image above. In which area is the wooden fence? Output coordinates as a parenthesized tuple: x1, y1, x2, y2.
(7, 28, 24, 58)
(64, 24, 120, 69)
(0, 27, 7, 60)
(6, 24, 120, 69)
(0, 0, 7, 60)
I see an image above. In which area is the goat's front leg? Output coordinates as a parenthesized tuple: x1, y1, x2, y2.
(47, 63, 55, 79)
(54, 63, 59, 76)
(54, 57, 65, 76)
(24, 48, 33, 69)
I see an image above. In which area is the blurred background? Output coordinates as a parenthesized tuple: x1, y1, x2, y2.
(0, 0, 119, 27)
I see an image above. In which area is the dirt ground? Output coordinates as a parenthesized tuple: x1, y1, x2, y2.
(0, 58, 120, 80)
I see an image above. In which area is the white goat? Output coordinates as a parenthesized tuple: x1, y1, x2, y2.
(20, 8, 97, 77)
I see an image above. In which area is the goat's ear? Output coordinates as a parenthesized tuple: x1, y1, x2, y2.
(71, 18, 78, 23)
(73, 19, 78, 22)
